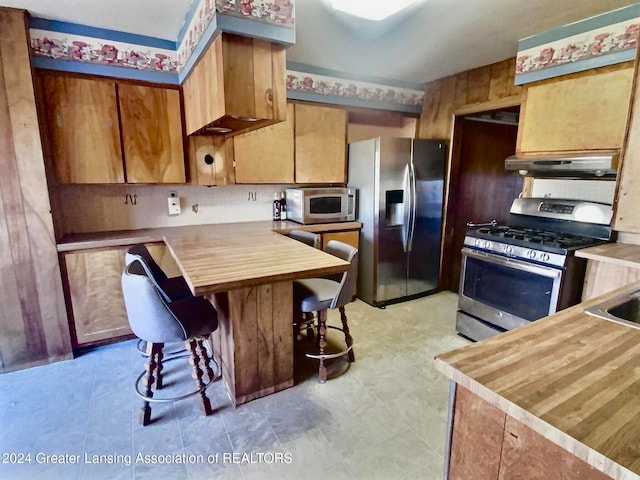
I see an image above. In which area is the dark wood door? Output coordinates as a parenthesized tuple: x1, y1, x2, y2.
(442, 116, 522, 292)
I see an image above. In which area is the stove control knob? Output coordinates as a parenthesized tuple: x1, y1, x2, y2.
(540, 253, 550, 261)
(504, 245, 514, 255)
(527, 250, 536, 259)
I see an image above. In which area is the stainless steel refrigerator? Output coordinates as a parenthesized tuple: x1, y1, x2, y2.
(348, 137, 446, 307)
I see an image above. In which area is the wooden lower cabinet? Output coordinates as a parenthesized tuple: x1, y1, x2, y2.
(62, 247, 130, 346)
(449, 386, 610, 480)
(62, 243, 177, 347)
(499, 417, 611, 480)
(321, 230, 360, 250)
(449, 385, 505, 479)
(582, 259, 640, 301)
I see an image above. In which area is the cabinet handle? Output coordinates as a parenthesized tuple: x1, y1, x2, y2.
(204, 154, 214, 165)
(265, 88, 273, 104)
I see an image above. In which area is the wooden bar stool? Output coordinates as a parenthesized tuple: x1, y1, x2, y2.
(122, 260, 219, 426)
(125, 244, 193, 357)
(293, 240, 358, 382)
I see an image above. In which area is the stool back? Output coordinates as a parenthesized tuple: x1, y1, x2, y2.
(121, 260, 188, 343)
(126, 244, 175, 302)
(288, 229, 321, 249)
(324, 240, 358, 309)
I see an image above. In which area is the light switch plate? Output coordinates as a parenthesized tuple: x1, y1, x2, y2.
(168, 191, 181, 215)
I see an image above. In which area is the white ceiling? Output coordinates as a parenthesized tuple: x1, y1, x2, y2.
(0, 0, 637, 84)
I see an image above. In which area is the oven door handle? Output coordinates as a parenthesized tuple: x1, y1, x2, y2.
(461, 247, 563, 278)
(466, 219, 497, 228)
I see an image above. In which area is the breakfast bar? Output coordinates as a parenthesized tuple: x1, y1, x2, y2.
(435, 282, 640, 479)
(162, 223, 350, 405)
(57, 221, 353, 406)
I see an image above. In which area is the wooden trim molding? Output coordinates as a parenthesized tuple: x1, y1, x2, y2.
(0, 8, 72, 372)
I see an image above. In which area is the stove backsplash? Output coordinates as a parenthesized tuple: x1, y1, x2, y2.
(531, 179, 615, 205)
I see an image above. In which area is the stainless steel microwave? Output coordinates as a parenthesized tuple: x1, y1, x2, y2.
(286, 187, 356, 224)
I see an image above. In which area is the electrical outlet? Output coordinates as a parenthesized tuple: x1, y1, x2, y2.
(168, 191, 181, 215)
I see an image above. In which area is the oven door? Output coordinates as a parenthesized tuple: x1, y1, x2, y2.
(459, 247, 563, 331)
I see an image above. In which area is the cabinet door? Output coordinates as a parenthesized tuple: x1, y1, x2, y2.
(449, 386, 506, 480)
(321, 230, 360, 250)
(42, 75, 124, 183)
(118, 84, 186, 183)
(63, 248, 131, 346)
(188, 135, 235, 185)
(234, 103, 294, 183)
(498, 417, 611, 480)
(295, 103, 347, 184)
(615, 52, 640, 233)
(63, 243, 177, 346)
(223, 33, 286, 122)
(518, 65, 633, 153)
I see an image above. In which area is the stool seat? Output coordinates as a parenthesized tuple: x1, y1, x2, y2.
(295, 278, 341, 312)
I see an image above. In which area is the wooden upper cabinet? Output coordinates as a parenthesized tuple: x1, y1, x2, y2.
(517, 64, 634, 153)
(234, 103, 294, 183)
(614, 50, 640, 234)
(294, 103, 348, 184)
(42, 75, 124, 183)
(188, 135, 235, 186)
(118, 84, 185, 183)
(183, 32, 286, 136)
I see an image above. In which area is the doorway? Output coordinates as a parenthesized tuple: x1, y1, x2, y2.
(441, 107, 523, 292)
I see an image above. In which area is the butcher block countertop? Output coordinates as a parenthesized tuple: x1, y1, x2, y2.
(56, 220, 362, 252)
(576, 242, 640, 269)
(162, 223, 349, 295)
(435, 282, 640, 479)
(56, 221, 358, 294)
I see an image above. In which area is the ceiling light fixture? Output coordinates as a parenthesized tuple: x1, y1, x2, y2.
(331, 0, 421, 21)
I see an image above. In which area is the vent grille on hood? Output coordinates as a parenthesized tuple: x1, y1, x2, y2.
(505, 151, 619, 178)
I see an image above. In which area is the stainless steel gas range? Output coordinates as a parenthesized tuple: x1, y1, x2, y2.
(456, 197, 613, 341)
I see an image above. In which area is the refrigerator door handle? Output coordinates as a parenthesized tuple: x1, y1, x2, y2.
(407, 160, 417, 251)
(401, 163, 411, 253)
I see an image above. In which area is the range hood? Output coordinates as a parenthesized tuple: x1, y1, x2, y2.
(505, 151, 619, 178)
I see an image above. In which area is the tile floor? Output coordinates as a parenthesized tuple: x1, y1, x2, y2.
(0, 291, 469, 480)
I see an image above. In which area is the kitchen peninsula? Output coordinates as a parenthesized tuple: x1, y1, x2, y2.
(58, 221, 357, 405)
(435, 282, 640, 479)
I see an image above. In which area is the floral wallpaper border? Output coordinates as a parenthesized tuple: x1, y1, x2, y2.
(215, 0, 294, 28)
(30, 0, 295, 76)
(176, 0, 217, 73)
(30, 28, 178, 73)
(516, 14, 640, 84)
(286, 70, 425, 108)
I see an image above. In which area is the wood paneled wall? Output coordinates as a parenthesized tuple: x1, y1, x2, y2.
(418, 57, 522, 140)
(0, 8, 72, 372)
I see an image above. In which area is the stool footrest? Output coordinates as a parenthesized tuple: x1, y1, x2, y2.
(302, 325, 354, 360)
(134, 355, 219, 403)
